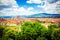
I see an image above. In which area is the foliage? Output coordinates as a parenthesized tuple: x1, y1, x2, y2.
(46, 24, 60, 40)
(21, 21, 48, 40)
(0, 21, 60, 40)
(1, 26, 21, 40)
(0, 25, 4, 38)
(51, 28, 60, 40)
(36, 36, 47, 40)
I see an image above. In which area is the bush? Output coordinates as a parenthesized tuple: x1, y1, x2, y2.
(36, 36, 47, 40)
(1, 26, 21, 40)
(51, 28, 60, 40)
(0, 21, 60, 40)
(46, 24, 60, 40)
(0, 25, 4, 38)
(21, 21, 48, 40)
(48, 24, 59, 29)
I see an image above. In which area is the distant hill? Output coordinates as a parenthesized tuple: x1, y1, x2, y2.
(0, 13, 60, 18)
(21, 13, 60, 18)
(0, 16, 13, 18)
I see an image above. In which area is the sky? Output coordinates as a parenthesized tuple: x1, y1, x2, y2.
(0, 0, 60, 16)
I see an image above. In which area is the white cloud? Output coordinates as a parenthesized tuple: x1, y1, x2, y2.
(0, 7, 41, 16)
(44, 1, 60, 14)
(27, 0, 43, 4)
(0, 0, 18, 8)
(0, 0, 41, 16)
(27, 7, 34, 11)
(37, 0, 60, 14)
(0, 0, 60, 16)
(0, 0, 18, 16)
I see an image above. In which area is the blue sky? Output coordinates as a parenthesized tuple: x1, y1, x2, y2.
(16, 0, 58, 7)
(16, 0, 44, 7)
(0, 0, 60, 16)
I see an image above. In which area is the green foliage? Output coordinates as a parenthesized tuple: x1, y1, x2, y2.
(1, 26, 21, 40)
(51, 28, 60, 40)
(0, 25, 4, 38)
(0, 21, 60, 40)
(48, 24, 59, 29)
(21, 21, 48, 40)
(46, 24, 60, 40)
(36, 36, 47, 40)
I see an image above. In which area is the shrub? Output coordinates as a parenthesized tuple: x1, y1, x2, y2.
(1, 26, 21, 40)
(21, 21, 48, 40)
(48, 24, 59, 29)
(46, 24, 60, 40)
(36, 36, 47, 40)
(0, 21, 60, 40)
(0, 25, 4, 38)
(51, 28, 60, 40)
